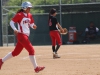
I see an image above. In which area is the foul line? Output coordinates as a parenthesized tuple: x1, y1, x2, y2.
(21, 53, 100, 60)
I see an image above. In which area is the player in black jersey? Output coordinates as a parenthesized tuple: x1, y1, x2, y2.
(48, 8, 64, 58)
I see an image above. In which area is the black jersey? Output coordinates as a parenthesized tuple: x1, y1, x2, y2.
(48, 15, 58, 31)
(87, 26, 96, 35)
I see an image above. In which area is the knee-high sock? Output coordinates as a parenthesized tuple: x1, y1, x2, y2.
(55, 45, 60, 53)
(52, 46, 55, 52)
(29, 55, 38, 69)
(2, 52, 13, 62)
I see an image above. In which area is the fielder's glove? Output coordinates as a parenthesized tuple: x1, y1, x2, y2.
(59, 28, 68, 35)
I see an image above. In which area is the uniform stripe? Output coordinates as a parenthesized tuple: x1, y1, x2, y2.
(18, 23, 23, 33)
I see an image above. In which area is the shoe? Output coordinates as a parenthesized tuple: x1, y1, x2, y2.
(53, 53, 60, 59)
(34, 66, 45, 73)
(0, 59, 3, 70)
(53, 52, 56, 59)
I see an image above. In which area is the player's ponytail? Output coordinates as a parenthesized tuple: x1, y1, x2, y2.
(17, 9, 24, 13)
(48, 13, 51, 19)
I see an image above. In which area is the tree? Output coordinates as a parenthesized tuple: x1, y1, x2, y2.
(5, 0, 92, 14)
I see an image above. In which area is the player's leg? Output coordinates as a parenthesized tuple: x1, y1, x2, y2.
(53, 31, 62, 58)
(55, 45, 60, 53)
(50, 31, 57, 58)
(50, 35, 56, 52)
(50, 31, 56, 52)
(51, 36, 56, 58)
(18, 34, 37, 68)
(0, 41, 23, 70)
(24, 38, 45, 73)
(12, 42, 24, 56)
(52, 45, 55, 53)
(18, 34, 45, 73)
(50, 31, 61, 58)
(55, 31, 62, 53)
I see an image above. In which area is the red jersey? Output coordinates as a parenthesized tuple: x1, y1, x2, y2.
(12, 12, 34, 36)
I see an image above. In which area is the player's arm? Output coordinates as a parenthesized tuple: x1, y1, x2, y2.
(10, 20, 17, 31)
(96, 27, 99, 32)
(85, 27, 89, 36)
(56, 22, 64, 33)
(10, 20, 18, 35)
(30, 15, 37, 29)
(54, 18, 64, 32)
(57, 23, 63, 30)
(30, 23, 37, 29)
(10, 13, 20, 35)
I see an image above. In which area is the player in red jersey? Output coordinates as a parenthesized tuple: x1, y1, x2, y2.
(48, 8, 64, 58)
(0, 1, 45, 73)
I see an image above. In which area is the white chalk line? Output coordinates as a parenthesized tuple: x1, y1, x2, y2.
(21, 53, 85, 59)
(49, 58, 100, 60)
(21, 53, 100, 60)
(22, 55, 42, 59)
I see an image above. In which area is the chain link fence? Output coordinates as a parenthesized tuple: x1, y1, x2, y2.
(2, 13, 15, 46)
(2, 0, 100, 46)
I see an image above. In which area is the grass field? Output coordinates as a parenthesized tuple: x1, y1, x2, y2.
(0, 45, 100, 75)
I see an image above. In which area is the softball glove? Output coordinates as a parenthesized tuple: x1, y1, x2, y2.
(59, 28, 68, 35)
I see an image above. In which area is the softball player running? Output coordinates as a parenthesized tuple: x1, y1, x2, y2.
(48, 8, 64, 58)
(0, 1, 45, 73)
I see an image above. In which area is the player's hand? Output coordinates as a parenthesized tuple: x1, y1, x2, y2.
(33, 25, 37, 29)
(14, 30, 18, 35)
(60, 28, 64, 33)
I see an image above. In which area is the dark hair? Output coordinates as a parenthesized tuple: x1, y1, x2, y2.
(48, 8, 57, 19)
(17, 9, 24, 13)
(49, 8, 57, 15)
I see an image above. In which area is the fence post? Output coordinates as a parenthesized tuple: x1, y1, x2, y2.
(59, 0, 62, 26)
(59, 0, 63, 41)
(0, 0, 3, 46)
(7, 14, 8, 46)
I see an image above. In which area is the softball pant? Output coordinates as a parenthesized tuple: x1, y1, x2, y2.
(12, 33, 35, 56)
(50, 31, 62, 46)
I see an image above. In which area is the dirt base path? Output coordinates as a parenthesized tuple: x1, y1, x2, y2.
(0, 45, 100, 75)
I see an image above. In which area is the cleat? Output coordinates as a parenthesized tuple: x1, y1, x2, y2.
(53, 53, 56, 59)
(53, 53, 60, 59)
(34, 66, 45, 73)
(0, 59, 3, 70)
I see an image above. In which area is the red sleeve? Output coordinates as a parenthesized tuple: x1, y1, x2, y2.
(30, 14, 34, 24)
(12, 13, 21, 23)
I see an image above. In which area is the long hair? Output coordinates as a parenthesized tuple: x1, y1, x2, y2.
(48, 8, 57, 23)
(17, 9, 24, 13)
(50, 8, 56, 15)
(49, 8, 56, 18)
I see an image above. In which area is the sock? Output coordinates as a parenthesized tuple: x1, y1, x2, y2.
(55, 45, 60, 53)
(29, 55, 38, 69)
(52, 46, 55, 52)
(2, 52, 13, 62)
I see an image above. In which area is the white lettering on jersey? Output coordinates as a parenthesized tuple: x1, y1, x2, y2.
(18, 17, 31, 36)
